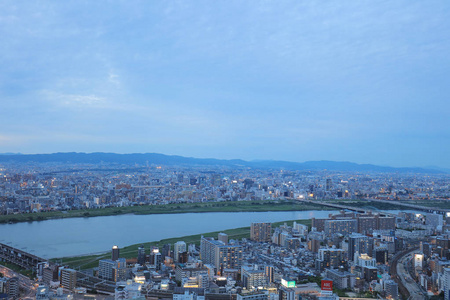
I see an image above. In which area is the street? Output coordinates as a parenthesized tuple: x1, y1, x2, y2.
(396, 254, 425, 300)
(0, 264, 36, 300)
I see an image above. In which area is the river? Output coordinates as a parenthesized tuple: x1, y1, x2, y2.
(0, 209, 413, 259)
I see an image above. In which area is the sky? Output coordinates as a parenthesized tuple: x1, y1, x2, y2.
(0, 1, 449, 168)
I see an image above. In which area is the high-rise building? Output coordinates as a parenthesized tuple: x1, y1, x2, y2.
(378, 217, 396, 231)
(414, 253, 424, 269)
(384, 279, 398, 300)
(426, 214, 444, 227)
(251, 223, 272, 242)
(444, 268, 450, 300)
(374, 247, 388, 264)
(60, 268, 77, 291)
(265, 265, 274, 283)
(311, 218, 327, 232)
(174, 241, 187, 263)
(113, 258, 127, 282)
(137, 245, 146, 265)
(420, 242, 431, 257)
(99, 258, 126, 282)
(316, 248, 346, 271)
(112, 245, 120, 261)
(162, 244, 171, 258)
(42, 266, 59, 284)
(241, 266, 267, 289)
(5, 277, 18, 299)
(278, 287, 296, 300)
(218, 232, 228, 245)
(200, 236, 243, 274)
(357, 216, 378, 234)
(150, 247, 162, 269)
(326, 178, 332, 191)
(348, 233, 372, 261)
(324, 219, 357, 237)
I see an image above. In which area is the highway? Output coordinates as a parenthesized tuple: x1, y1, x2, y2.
(389, 248, 425, 300)
(0, 264, 36, 299)
(397, 253, 425, 300)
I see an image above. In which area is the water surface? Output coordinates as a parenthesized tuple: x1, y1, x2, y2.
(0, 210, 338, 258)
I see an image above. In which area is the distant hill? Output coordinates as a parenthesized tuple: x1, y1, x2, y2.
(0, 152, 444, 174)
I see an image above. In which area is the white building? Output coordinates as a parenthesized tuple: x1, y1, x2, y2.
(354, 253, 376, 268)
(414, 253, 424, 269)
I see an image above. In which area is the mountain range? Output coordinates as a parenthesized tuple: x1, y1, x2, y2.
(0, 152, 445, 174)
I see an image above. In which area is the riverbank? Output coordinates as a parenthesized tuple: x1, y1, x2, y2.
(0, 199, 329, 224)
(54, 218, 312, 270)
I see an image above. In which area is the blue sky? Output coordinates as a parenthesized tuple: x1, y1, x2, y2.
(1, 1, 449, 167)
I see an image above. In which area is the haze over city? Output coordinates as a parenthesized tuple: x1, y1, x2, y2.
(1, 1, 449, 168)
(2, 2, 450, 299)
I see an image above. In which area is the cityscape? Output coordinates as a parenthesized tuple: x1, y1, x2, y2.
(1, 1, 449, 300)
(0, 158, 450, 299)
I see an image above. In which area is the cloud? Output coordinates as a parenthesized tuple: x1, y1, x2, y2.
(41, 90, 106, 108)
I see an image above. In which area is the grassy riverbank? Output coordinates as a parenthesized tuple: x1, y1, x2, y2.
(0, 200, 329, 224)
(54, 219, 312, 270)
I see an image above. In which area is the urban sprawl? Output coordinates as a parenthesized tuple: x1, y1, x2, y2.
(0, 163, 450, 300)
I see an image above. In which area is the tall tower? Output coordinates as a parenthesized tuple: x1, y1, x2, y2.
(112, 245, 120, 261)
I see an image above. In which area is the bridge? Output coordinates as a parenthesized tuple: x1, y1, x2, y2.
(293, 197, 450, 216)
(293, 198, 397, 217)
(0, 242, 46, 271)
(367, 199, 450, 215)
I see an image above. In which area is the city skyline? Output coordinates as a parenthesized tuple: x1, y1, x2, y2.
(1, 1, 449, 168)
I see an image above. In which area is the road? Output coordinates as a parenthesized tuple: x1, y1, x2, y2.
(396, 252, 426, 300)
(0, 264, 36, 300)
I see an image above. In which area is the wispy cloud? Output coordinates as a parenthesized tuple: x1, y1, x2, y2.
(0, 1, 449, 166)
(41, 90, 106, 108)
